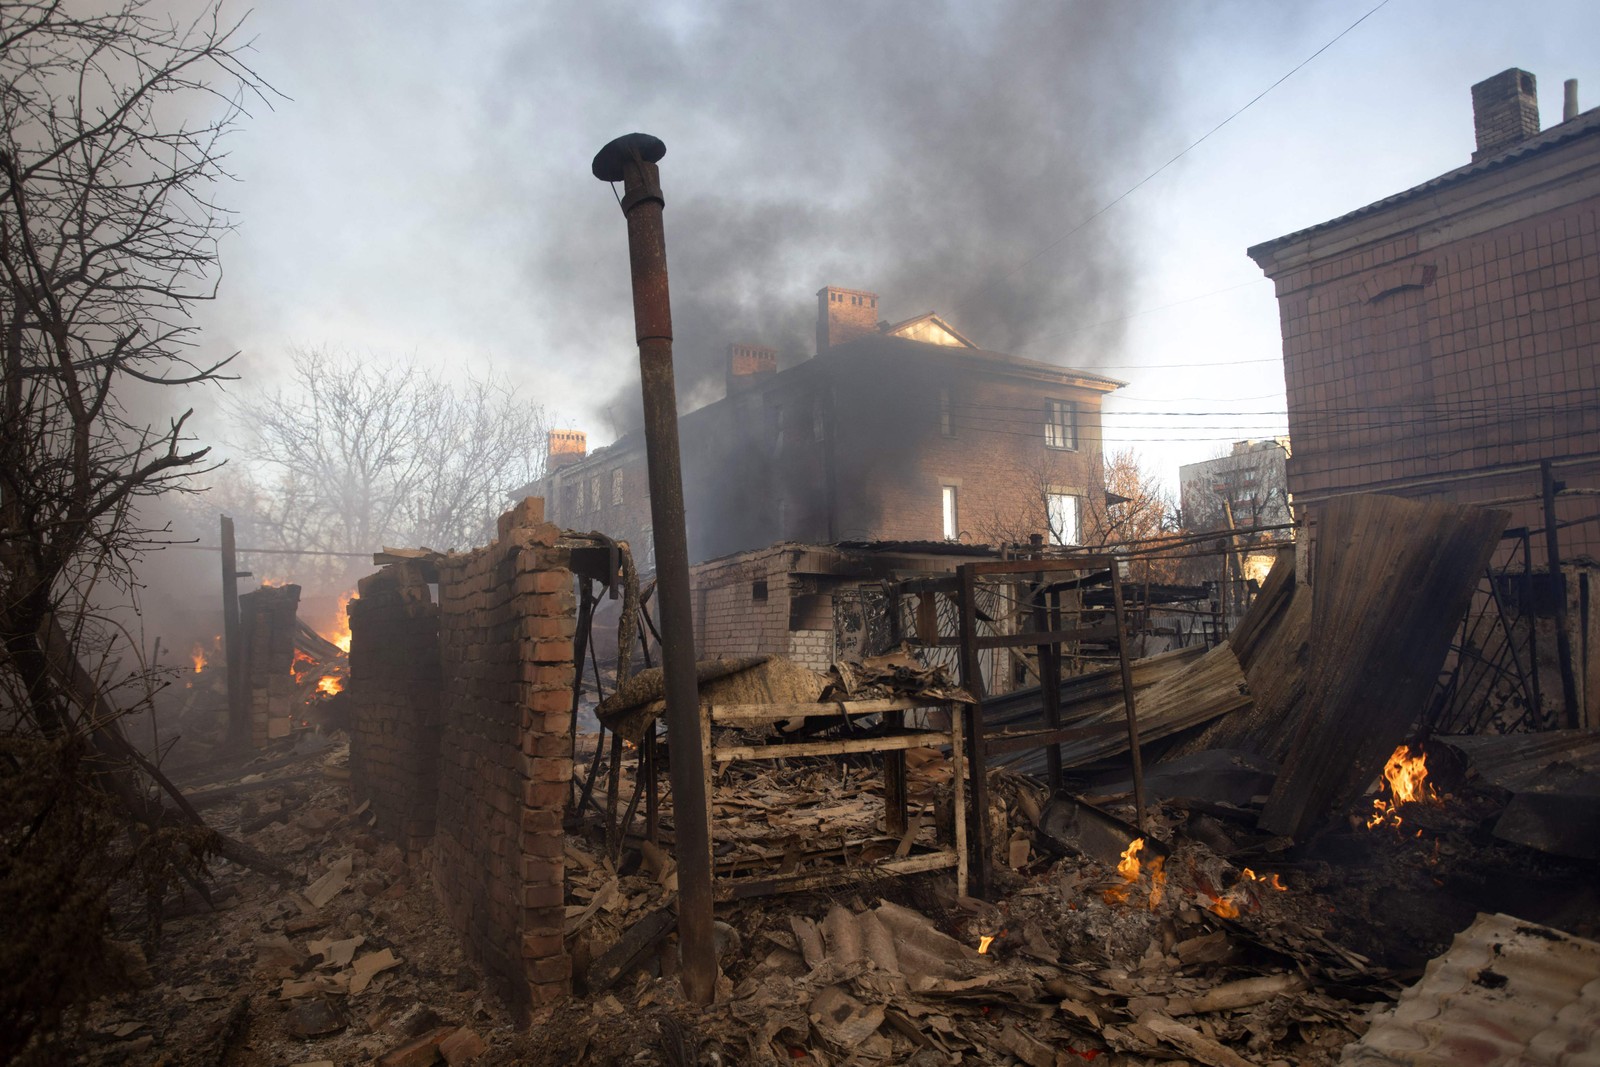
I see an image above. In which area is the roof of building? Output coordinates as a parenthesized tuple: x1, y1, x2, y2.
(882, 311, 979, 348)
(1248, 105, 1600, 261)
(814, 333, 1128, 390)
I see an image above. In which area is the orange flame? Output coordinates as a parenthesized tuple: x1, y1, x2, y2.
(191, 644, 208, 673)
(1146, 855, 1167, 911)
(976, 935, 994, 954)
(325, 591, 354, 654)
(1208, 895, 1241, 919)
(316, 675, 344, 696)
(291, 649, 318, 684)
(1104, 839, 1164, 908)
(1366, 744, 1438, 829)
(1117, 838, 1144, 881)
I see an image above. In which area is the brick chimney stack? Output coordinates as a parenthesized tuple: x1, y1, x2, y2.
(726, 343, 777, 395)
(1471, 68, 1540, 162)
(816, 286, 880, 353)
(546, 429, 587, 472)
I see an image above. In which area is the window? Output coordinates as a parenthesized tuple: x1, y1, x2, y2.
(574, 480, 585, 515)
(1046, 400, 1078, 450)
(752, 580, 768, 602)
(1046, 492, 1080, 546)
(611, 469, 624, 506)
(941, 485, 959, 541)
(812, 396, 826, 442)
(591, 476, 603, 510)
(939, 387, 955, 437)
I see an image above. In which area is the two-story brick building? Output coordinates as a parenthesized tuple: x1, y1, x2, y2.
(1246, 68, 1600, 561)
(539, 285, 1124, 568)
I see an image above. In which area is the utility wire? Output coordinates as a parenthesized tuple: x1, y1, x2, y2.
(955, 0, 1394, 313)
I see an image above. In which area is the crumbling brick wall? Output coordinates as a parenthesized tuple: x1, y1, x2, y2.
(430, 498, 575, 1013)
(347, 561, 442, 861)
(691, 545, 839, 671)
(238, 583, 301, 747)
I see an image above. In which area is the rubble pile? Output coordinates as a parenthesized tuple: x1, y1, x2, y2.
(557, 772, 1384, 1067)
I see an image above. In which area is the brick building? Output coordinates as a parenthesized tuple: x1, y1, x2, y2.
(537, 285, 1124, 566)
(1246, 68, 1600, 561)
(1177, 438, 1293, 533)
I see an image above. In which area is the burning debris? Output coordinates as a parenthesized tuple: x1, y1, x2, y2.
(1364, 744, 1440, 830)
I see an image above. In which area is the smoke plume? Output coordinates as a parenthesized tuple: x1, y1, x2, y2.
(486, 1, 1189, 435)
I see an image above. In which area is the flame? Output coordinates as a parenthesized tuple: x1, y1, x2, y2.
(1146, 855, 1167, 911)
(1104, 839, 1165, 909)
(323, 591, 354, 654)
(1117, 838, 1144, 881)
(316, 675, 344, 696)
(1208, 895, 1241, 919)
(1366, 744, 1438, 829)
(1240, 868, 1287, 892)
(191, 644, 208, 673)
(291, 649, 318, 684)
(977, 935, 994, 954)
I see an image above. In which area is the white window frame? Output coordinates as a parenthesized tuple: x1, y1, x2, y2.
(941, 485, 960, 541)
(1046, 490, 1081, 547)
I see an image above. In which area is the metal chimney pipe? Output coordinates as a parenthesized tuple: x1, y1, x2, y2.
(1565, 79, 1580, 122)
(591, 132, 716, 1007)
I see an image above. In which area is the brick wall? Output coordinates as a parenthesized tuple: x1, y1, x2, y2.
(1253, 132, 1600, 564)
(692, 546, 796, 660)
(238, 583, 300, 747)
(347, 561, 441, 861)
(430, 498, 575, 1013)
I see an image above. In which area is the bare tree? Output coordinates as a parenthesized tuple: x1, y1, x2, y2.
(222, 346, 555, 584)
(0, 2, 270, 1055)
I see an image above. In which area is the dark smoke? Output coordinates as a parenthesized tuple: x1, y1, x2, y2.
(488, 1, 1191, 435)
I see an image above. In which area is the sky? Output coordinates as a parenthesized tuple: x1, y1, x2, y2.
(187, 0, 1600, 492)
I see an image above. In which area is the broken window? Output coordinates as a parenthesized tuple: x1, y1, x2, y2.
(939, 387, 955, 437)
(574, 480, 584, 515)
(941, 485, 959, 541)
(590, 475, 603, 510)
(1046, 400, 1077, 450)
(1046, 492, 1080, 546)
(611, 469, 623, 506)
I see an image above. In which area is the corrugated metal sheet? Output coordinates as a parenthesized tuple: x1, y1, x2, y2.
(1341, 912, 1600, 1066)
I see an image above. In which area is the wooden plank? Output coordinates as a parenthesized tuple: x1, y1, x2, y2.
(710, 731, 951, 762)
(707, 697, 918, 724)
(583, 906, 676, 994)
(984, 721, 1127, 758)
(1260, 494, 1509, 839)
(950, 694, 968, 898)
(714, 850, 958, 901)
(957, 563, 991, 899)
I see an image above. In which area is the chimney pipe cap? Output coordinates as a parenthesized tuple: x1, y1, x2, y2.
(592, 133, 666, 182)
